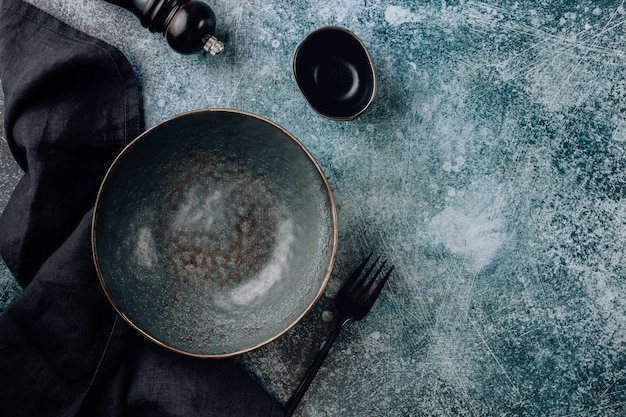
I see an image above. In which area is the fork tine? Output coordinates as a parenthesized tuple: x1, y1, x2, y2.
(341, 252, 373, 292)
(366, 265, 394, 305)
(353, 255, 380, 292)
(360, 259, 387, 296)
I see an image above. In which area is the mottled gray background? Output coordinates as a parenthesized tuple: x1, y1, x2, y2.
(2, 0, 626, 416)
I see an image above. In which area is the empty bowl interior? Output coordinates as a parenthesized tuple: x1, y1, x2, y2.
(92, 109, 337, 357)
(293, 27, 376, 120)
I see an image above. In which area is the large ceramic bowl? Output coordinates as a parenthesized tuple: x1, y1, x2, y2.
(92, 109, 337, 357)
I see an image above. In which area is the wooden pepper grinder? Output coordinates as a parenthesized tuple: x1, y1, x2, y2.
(105, 0, 224, 55)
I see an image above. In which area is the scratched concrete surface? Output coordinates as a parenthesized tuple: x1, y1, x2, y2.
(2, 0, 626, 416)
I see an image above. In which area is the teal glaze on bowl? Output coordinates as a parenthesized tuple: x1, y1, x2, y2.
(92, 109, 337, 357)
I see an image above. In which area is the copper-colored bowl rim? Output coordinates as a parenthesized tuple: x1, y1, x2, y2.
(91, 108, 338, 358)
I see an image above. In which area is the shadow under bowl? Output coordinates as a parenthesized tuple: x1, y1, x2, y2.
(293, 26, 376, 121)
(92, 109, 337, 358)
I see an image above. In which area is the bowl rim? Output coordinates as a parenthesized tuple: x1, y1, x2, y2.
(91, 108, 338, 358)
(292, 25, 377, 121)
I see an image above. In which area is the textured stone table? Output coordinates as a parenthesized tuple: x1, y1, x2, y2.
(2, 1, 626, 416)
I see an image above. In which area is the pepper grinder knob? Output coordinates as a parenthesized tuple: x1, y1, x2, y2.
(105, 0, 224, 55)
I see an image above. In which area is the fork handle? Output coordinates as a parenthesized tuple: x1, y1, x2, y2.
(284, 320, 348, 416)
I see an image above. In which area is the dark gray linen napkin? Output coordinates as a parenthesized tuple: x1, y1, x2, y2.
(0, 0, 283, 415)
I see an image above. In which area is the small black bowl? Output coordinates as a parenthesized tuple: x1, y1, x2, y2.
(293, 26, 376, 121)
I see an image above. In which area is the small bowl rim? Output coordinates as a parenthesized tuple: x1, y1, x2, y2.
(292, 25, 377, 121)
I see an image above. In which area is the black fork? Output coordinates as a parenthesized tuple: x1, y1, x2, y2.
(284, 253, 394, 416)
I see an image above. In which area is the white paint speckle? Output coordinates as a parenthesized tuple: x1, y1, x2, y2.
(385, 5, 421, 26)
(322, 310, 334, 322)
(316, 0, 362, 23)
(453, 156, 465, 172)
(442, 156, 465, 173)
(564, 12, 577, 20)
(427, 191, 507, 272)
(271, 39, 280, 48)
